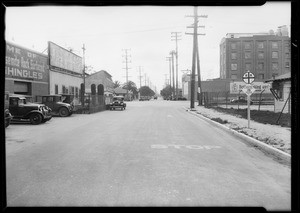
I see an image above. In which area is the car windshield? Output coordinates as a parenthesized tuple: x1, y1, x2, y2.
(113, 97, 123, 101)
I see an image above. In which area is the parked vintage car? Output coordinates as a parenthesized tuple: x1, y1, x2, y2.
(4, 91, 13, 128)
(109, 96, 126, 110)
(38, 95, 73, 117)
(9, 94, 52, 125)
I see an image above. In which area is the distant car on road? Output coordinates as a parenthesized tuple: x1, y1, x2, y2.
(9, 94, 52, 125)
(139, 96, 150, 101)
(110, 96, 126, 110)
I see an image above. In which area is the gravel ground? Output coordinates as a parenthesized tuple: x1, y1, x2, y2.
(191, 104, 291, 154)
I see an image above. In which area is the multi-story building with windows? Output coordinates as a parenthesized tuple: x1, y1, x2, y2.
(220, 27, 291, 81)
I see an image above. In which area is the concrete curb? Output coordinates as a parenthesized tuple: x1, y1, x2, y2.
(184, 107, 291, 164)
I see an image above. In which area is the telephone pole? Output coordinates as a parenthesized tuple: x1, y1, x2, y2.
(81, 44, 86, 107)
(82, 44, 86, 88)
(170, 50, 176, 99)
(122, 49, 131, 98)
(166, 57, 172, 86)
(171, 32, 181, 100)
(164, 74, 168, 86)
(137, 66, 143, 89)
(186, 7, 207, 108)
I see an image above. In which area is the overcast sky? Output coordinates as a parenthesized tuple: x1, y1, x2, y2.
(5, 2, 291, 92)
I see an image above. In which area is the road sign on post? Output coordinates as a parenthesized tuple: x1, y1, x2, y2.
(242, 84, 256, 96)
(242, 71, 255, 128)
(242, 71, 255, 84)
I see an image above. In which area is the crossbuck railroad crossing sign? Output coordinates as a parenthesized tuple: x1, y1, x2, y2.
(242, 71, 255, 84)
(242, 84, 256, 96)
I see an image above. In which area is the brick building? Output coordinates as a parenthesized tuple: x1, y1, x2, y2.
(220, 26, 291, 81)
(5, 41, 49, 98)
(85, 70, 114, 95)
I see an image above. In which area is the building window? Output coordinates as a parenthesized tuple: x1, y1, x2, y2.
(258, 74, 264, 79)
(231, 52, 237, 60)
(231, 63, 237, 71)
(257, 42, 264, 49)
(272, 51, 279, 59)
(245, 52, 251, 59)
(285, 62, 290, 68)
(258, 52, 264, 59)
(231, 43, 237, 50)
(272, 41, 278, 48)
(258, 62, 264, 70)
(75, 87, 79, 98)
(231, 74, 237, 79)
(62, 85, 66, 94)
(285, 52, 290, 58)
(244, 42, 251, 49)
(55, 84, 58, 94)
(245, 63, 251, 71)
(70, 86, 75, 95)
(272, 62, 279, 71)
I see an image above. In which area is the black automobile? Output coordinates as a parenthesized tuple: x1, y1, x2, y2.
(4, 92, 13, 128)
(109, 96, 126, 110)
(9, 94, 52, 125)
(38, 95, 73, 117)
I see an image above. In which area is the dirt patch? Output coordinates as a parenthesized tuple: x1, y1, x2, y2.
(207, 107, 291, 128)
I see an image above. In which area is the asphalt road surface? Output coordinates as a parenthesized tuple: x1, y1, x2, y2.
(5, 100, 291, 210)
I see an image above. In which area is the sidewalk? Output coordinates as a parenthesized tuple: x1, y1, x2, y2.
(184, 103, 291, 155)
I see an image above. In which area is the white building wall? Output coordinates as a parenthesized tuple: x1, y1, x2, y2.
(49, 71, 83, 95)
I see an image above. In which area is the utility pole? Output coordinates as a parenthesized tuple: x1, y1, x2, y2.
(122, 49, 131, 98)
(186, 7, 207, 109)
(81, 44, 86, 107)
(137, 66, 143, 89)
(144, 73, 147, 86)
(170, 50, 176, 99)
(171, 32, 181, 100)
(166, 57, 172, 86)
(164, 74, 168, 86)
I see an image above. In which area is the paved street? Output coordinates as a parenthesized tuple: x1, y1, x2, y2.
(5, 100, 290, 209)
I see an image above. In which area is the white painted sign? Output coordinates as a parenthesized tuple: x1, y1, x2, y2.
(151, 144, 221, 150)
(242, 71, 255, 84)
(242, 84, 256, 96)
(230, 82, 271, 94)
(49, 41, 83, 74)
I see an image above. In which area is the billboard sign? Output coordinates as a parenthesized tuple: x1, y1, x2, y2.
(49, 41, 83, 74)
(230, 81, 271, 94)
(5, 42, 49, 82)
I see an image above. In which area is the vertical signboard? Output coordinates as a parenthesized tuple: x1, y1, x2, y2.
(5, 42, 49, 82)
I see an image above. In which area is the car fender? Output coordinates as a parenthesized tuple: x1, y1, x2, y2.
(24, 110, 44, 119)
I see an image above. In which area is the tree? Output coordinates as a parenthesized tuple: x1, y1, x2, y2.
(140, 86, 155, 97)
(160, 85, 172, 99)
(113, 81, 121, 88)
(122, 81, 138, 96)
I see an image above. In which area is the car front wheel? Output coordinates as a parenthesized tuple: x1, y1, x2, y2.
(59, 107, 69, 117)
(30, 113, 42, 125)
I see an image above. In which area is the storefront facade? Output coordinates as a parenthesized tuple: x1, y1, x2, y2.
(5, 41, 49, 98)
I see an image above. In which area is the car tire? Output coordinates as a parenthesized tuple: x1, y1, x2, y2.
(59, 107, 69, 117)
(30, 113, 42, 125)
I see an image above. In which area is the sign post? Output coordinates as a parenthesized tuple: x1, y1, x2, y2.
(242, 71, 256, 128)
